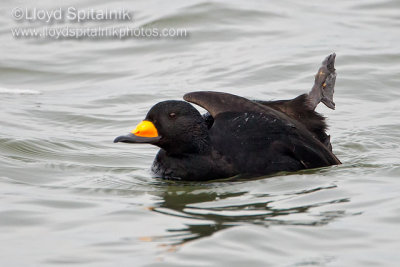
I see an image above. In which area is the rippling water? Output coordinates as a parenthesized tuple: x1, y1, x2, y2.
(1, 0, 400, 266)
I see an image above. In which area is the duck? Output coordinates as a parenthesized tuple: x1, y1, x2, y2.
(114, 54, 341, 181)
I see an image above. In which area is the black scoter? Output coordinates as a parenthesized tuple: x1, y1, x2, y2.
(114, 54, 341, 181)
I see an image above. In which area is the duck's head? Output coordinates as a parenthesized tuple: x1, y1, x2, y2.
(114, 100, 210, 155)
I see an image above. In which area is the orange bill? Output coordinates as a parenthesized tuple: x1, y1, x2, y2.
(131, 120, 158, 137)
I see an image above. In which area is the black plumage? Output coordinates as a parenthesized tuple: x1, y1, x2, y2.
(114, 54, 340, 181)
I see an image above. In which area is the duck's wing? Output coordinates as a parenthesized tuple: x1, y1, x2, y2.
(185, 91, 274, 130)
(256, 94, 330, 150)
(184, 91, 277, 118)
(185, 54, 336, 118)
(238, 54, 336, 149)
(184, 91, 341, 168)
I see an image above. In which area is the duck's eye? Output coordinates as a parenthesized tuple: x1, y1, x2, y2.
(169, 112, 176, 119)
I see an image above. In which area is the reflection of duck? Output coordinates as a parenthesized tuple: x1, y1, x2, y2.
(148, 181, 346, 246)
(115, 54, 340, 181)
(150, 186, 239, 245)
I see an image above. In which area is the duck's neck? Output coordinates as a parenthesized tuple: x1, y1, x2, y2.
(163, 124, 211, 156)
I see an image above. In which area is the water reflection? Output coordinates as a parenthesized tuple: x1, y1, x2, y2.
(149, 179, 350, 246)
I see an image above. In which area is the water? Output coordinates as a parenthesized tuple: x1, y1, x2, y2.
(1, 0, 400, 266)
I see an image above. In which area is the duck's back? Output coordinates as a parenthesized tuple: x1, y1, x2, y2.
(256, 94, 332, 151)
(208, 109, 339, 176)
(182, 90, 341, 178)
